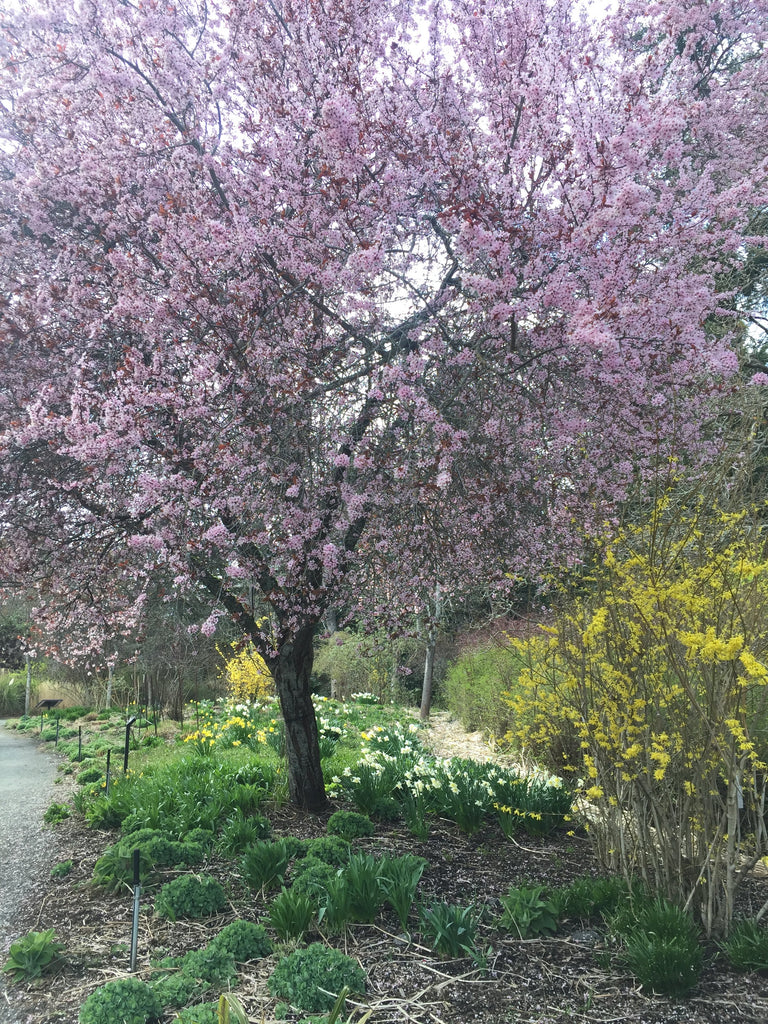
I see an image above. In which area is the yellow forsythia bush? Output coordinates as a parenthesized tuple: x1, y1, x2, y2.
(219, 642, 274, 702)
(507, 497, 768, 935)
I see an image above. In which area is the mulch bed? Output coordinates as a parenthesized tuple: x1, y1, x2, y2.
(5, 804, 768, 1024)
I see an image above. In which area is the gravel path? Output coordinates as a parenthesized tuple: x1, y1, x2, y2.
(0, 722, 63, 1024)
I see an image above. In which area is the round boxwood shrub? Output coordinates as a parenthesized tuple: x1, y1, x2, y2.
(209, 920, 273, 962)
(268, 942, 366, 1013)
(302, 835, 351, 867)
(327, 810, 375, 841)
(172, 1003, 218, 1024)
(154, 874, 227, 921)
(79, 977, 162, 1024)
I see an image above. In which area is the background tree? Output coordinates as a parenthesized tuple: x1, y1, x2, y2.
(0, 0, 766, 809)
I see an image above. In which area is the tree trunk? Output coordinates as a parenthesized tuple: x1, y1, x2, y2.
(420, 638, 436, 722)
(274, 624, 326, 812)
(106, 664, 113, 709)
(24, 653, 31, 716)
(419, 583, 442, 722)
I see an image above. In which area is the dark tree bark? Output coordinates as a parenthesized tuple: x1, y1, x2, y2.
(273, 623, 326, 812)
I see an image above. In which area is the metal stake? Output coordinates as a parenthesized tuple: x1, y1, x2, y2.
(130, 849, 141, 972)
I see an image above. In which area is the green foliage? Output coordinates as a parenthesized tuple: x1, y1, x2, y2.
(419, 901, 479, 958)
(86, 785, 136, 829)
(428, 759, 492, 835)
(229, 782, 267, 816)
(443, 643, 519, 738)
(269, 886, 317, 940)
(182, 994, 248, 1024)
(208, 920, 273, 962)
(59, 705, 90, 721)
(291, 857, 340, 901)
(493, 775, 573, 837)
(143, 836, 205, 869)
(557, 875, 632, 922)
(342, 852, 386, 923)
(76, 764, 104, 785)
(339, 762, 401, 821)
(267, 943, 366, 1013)
(313, 630, 390, 701)
(43, 801, 71, 825)
(303, 835, 351, 867)
(51, 859, 73, 880)
(240, 838, 291, 892)
(327, 810, 375, 841)
(184, 828, 217, 850)
(79, 977, 162, 1024)
(151, 970, 209, 1010)
(610, 896, 703, 996)
(378, 854, 427, 933)
(2, 929, 64, 982)
(719, 918, 768, 972)
(154, 875, 227, 921)
(217, 811, 272, 857)
(176, 947, 237, 987)
(151, 944, 238, 1010)
(400, 787, 429, 840)
(83, 755, 280, 839)
(172, 1002, 219, 1024)
(317, 874, 354, 935)
(497, 885, 559, 938)
(92, 833, 204, 894)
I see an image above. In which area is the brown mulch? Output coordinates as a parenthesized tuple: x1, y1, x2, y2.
(4, 717, 768, 1024)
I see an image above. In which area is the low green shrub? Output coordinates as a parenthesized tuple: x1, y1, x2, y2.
(720, 918, 768, 972)
(2, 929, 64, 982)
(267, 943, 366, 1013)
(93, 833, 207, 894)
(79, 977, 162, 1024)
(176, 947, 237, 987)
(209, 920, 273, 962)
(154, 875, 227, 921)
(59, 705, 90, 721)
(43, 802, 71, 825)
(142, 836, 205, 869)
(498, 884, 558, 938)
(171, 1002, 218, 1024)
(291, 857, 340, 900)
(326, 810, 375, 841)
(303, 835, 351, 867)
(51, 860, 74, 880)
(151, 944, 237, 1009)
(151, 970, 209, 1010)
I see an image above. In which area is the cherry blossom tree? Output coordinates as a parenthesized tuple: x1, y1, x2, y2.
(0, 0, 766, 809)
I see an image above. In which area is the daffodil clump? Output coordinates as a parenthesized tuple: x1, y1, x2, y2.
(506, 497, 768, 935)
(329, 720, 572, 836)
